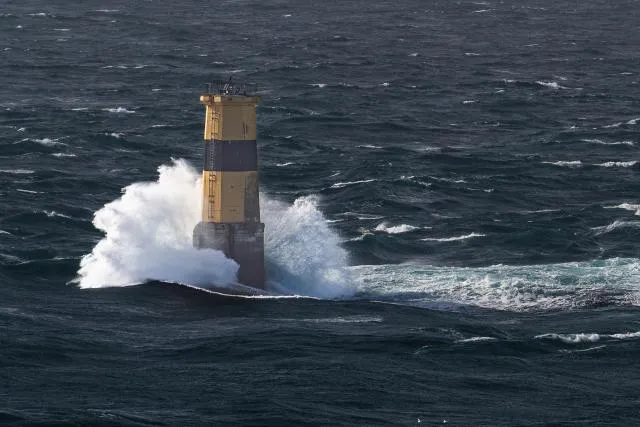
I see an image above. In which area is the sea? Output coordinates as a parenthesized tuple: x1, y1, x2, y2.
(1, 0, 640, 425)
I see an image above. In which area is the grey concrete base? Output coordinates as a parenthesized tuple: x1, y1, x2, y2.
(193, 221, 265, 288)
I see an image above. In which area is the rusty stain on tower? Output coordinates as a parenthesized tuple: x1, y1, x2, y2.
(192, 80, 265, 288)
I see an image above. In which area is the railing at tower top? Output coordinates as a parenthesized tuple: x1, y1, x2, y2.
(204, 79, 258, 96)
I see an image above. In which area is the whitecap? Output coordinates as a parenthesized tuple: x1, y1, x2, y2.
(52, 153, 77, 158)
(609, 331, 640, 339)
(455, 336, 497, 343)
(103, 107, 135, 114)
(374, 223, 421, 234)
(277, 315, 382, 324)
(604, 203, 640, 216)
(596, 161, 637, 168)
(542, 160, 582, 168)
(336, 212, 384, 220)
(627, 118, 639, 125)
(0, 169, 34, 174)
(106, 132, 124, 138)
(421, 232, 485, 242)
(27, 137, 66, 146)
(603, 122, 622, 128)
(536, 81, 567, 89)
(582, 138, 634, 146)
(357, 144, 382, 149)
(537, 331, 640, 343)
(16, 189, 40, 194)
(521, 208, 561, 214)
(591, 220, 640, 234)
(276, 162, 294, 167)
(462, 100, 476, 104)
(429, 176, 466, 183)
(330, 179, 376, 189)
(43, 210, 72, 219)
(535, 333, 600, 343)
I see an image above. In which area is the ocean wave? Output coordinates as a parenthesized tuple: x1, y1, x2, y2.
(336, 212, 384, 220)
(595, 161, 637, 168)
(582, 139, 635, 146)
(19, 137, 67, 147)
(374, 223, 420, 234)
(591, 220, 640, 235)
(103, 107, 136, 114)
(330, 179, 376, 189)
(276, 315, 383, 324)
(421, 232, 485, 242)
(536, 331, 640, 344)
(454, 336, 497, 343)
(429, 176, 467, 184)
(43, 210, 73, 219)
(604, 203, 640, 216)
(52, 153, 77, 158)
(603, 122, 622, 129)
(536, 81, 567, 89)
(535, 333, 599, 343)
(0, 169, 34, 174)
(541, 160, 582, 168)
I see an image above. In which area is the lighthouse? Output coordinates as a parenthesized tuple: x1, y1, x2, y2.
(192, 80, 265, 288)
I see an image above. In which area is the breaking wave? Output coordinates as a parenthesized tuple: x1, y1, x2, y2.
(542, 160, 583, 168)
(421, 232, 485, 242)
(591, 220, 640, 235)
(596, 161, 637, 168)
(374, 223, 420, 234)
(76, 159, 353, 298)
(535, 331, 640, 344)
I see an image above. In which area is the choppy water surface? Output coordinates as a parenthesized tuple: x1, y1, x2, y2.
(2, 0, 640, 425)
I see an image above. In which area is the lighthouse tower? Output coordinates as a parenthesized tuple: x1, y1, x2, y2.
(193, 80, 265, 288)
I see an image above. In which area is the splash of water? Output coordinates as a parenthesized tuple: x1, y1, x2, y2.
(76, 159, 354, 298)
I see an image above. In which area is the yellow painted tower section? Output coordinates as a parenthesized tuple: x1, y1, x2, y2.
(200, 94, 260, 224)
(193, 84, 265, 288)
